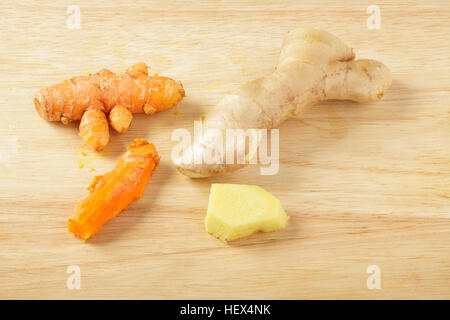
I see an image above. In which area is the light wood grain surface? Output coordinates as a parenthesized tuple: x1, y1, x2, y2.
(0, 0, 449, 299)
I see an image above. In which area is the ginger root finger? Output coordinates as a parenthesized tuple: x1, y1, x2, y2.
(68, 138, 160, 240)
(109, 104, 133, 133)
(79, 109, 110, 151)
(34, 63, 185, 149)
(325, 59, 391, 102)
(173, 28, 392, 178)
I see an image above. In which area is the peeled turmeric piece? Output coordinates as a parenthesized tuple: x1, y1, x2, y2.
(205, 184, 289, 242)
(34, 63, 185, 151)
(68, 138, 160, 240)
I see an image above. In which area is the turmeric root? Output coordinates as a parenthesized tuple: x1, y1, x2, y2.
(34, 63, 185, 151)
(173, 28, 392, 177)
(68, 138, 160, 240)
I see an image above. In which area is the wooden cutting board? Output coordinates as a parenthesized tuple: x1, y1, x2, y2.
(1, 0, 449, 299)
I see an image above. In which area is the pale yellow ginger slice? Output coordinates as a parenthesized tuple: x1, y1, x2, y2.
(205, 184, 289, 241)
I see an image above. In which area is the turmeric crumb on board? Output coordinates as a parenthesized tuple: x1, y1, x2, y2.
(200, 116, 205, 122)
(377, 86, 384, 99)
(74, 144, 104, 170)
(89, 168, 96, 172)
(173, 110, 179, 116)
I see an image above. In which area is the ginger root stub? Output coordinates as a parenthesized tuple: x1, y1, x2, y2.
(34, 63, 185, 151)
(205, 184, 289, 242)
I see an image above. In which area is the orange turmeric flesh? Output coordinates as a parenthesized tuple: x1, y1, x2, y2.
(68, 139, 160, 240)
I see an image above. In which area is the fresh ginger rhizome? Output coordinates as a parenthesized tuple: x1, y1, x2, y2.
(172, 28, 391, 178)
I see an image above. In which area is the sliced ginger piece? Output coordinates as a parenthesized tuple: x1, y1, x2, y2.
(205, 184, 289, 242)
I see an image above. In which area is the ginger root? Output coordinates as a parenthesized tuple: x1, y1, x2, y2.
(34, 63, 185, 151)
(173, 28, 392, 177)
(68, 138, 160, 240)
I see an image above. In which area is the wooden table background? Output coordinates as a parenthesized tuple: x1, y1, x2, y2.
(0, 0, 449, 299)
